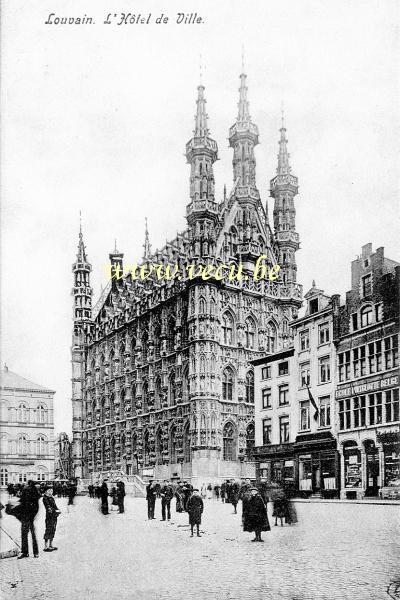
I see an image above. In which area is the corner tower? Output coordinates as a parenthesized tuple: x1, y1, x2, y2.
(71, 223, 93, 478)
(270, 115, 300, 286)
(186, 83, 219, 257)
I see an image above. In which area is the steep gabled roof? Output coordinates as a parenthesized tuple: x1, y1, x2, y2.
(0, 367, 55, 393)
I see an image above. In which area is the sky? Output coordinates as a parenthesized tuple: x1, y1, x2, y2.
(1, 0, 399, 435)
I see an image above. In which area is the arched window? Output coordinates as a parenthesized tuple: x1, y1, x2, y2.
(222, 313, 234, 345)
(156, 428, 163, 464)
(18, 435, 28, 455)
(223, 422, 236, 461)
(170, 426, 177, 464)
(37, 435, 46, 456)
(110, 437, 116, 465)
(245, 371, 254, 403)
(210, 298, 216, 315)
(0, 468, 8, 486)
(360, 305, 373, 328)
(155, 376, 162, 410)
(198, 297, 206, 315)
(18, 404, 27, 422)
(183, 422, 191, 462)
(245, 317, 256, 349)
(246, 423, 255, 455)
(142, 381, 148, 413)
(266, 322, 277, 353)
(169, 373, 176, 406)
(222, 368, 234, 402)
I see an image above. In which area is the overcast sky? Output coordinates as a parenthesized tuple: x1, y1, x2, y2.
(2, 0, 399, 435)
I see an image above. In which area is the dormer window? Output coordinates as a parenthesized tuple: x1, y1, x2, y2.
(309, 298, 319, 314)
(364, 259, 369, 268)
(360, 305, 373, 328)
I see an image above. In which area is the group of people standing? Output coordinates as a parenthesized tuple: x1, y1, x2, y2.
(92, 479, 126, 515)
(4, 480, 63, 558)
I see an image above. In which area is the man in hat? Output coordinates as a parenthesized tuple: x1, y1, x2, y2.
(100, 479, 109, 515)
(160, 480, 174, 521)
(146, 480, 157, 519)
(116, 480, 126, 514)
(242, 487, 270, 542)
(18, 480, 41, 558)
(186, 489, 204, 537)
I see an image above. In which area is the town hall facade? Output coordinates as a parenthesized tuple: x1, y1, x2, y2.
(71, 70, 303, 485)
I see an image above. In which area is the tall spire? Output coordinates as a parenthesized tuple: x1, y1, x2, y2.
(277, 109, 291, 176)
(193, 84, 209, 138)
(237, 72, 251, 124)
(143, 217, 152, 261)
(76, 214, 88, 263)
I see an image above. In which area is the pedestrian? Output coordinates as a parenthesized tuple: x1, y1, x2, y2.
(214, 484, 220, 500)
(116, 481, 126, 514)
(242, 487, 270, 542)
(201, 482, 207, 498)
(175, 482, 184, 513)
(146, 480, 157, 519)
(220, 481, 226, 503)
(110, 486, 118, 510)
(160, 480, 173, 521)
(88, 484, 94, 498)
(206, 483, 213, 500)
(186, 489, 204, 538)
(227, 480, 240, 514)
(182, 481, 193, 511)
(42, 487, 61, 552)
(67, 480, 77, 506)
(18, 480, 41, 559)
(100, 479, 109, 515)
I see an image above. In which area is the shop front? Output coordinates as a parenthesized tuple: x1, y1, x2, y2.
(294, 432, 339, 498)
(253, 443, 295, 487)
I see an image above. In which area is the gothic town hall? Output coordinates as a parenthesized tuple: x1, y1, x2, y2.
(71, 70, 303, 486)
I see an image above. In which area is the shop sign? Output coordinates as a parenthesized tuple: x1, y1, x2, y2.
(377, 429, 400, 445)
(335, 373, 399, 399)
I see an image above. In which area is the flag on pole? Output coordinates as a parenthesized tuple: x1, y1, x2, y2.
(306, 383, 319, 422)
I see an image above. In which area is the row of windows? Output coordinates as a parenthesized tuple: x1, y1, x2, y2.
(261, 396, 331, 444)
(0, 467, 49, 486)
(338, 389, 399, 430)
(261, 356, 331, 386)
(299, 322, 330, 351)
(4, 404, 49, 423)
(351, 303, 382, 331)
(3, 436, 49, 455)
(222, 314, 280, 351)
(338, 336, 398, 383)
(261, 385, 289, 408)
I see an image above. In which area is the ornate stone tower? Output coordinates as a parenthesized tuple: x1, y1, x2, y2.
(71, 224, 93, 478)
(186, 83, 219, 258)
(270, 114, 299, 286)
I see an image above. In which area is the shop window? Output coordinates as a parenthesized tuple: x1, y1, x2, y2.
(262, 418, 272, 445)
(278, 361, 289, 376)
(300, 362, 310, 388)
(299, 456, 312, 490)
(262, 388, 272, 409)
(299, 329, 310, 351)
(283, 460, 294, 482)
(360, 305, 373, 328)
(279, 385, 289, 406)
(319, 396, 331, 428)
(319, 356, 331, 383)
(362, 274, 372, 297)
(344, 445, 362, 488)
(385, 389, 399, 423)
(353, 396, 366, 428)
(321, 455, 336, 490)
(318, 322, 330, 345)
(300, 401, 310, 431)
(261, 366, 271, 380)
(279, 416, 290, 443)
(384, 448, 400, 486)
(368, 393, 383, 425)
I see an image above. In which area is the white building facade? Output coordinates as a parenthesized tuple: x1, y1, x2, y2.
(0, 365, 55, 487)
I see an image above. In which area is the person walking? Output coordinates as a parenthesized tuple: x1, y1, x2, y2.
(182, 481, 193, 511)
(146, 480, 157, 519)
(200, 483, 207, 499)
(160, 480, 173, 521)
(42, 487, 61, 552)
(227, 480, 240, 514)
(116, 481, 126, 514)
(110, 486, 119, 511)
(186, 489, 204, 538)
(206, 483, 213, 500)
(100, 480, 109, 515)
(67, 480, 77, 506)
(175, 482, 184, 513)
(242, 487, 270, 542)
(18, 480, 41, 559)
(214, 484, 220, 501)
(220, 481, 226, 503)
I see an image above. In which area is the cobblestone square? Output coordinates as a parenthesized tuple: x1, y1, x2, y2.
(1, 496, 399, 600)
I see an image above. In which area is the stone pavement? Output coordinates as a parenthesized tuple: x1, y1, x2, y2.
(0, 495, 399, 600)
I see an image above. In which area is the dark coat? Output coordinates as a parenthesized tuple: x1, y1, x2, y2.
(100, 483, 109, 501)
(146, 484, 157, 500)
(160, 485, 174, 501)
(243, 494, 270, 532)
(116, 482, 126, 499)
(20, 485, 41, 518)
(186, 494, 203, 525)
(272, 497, 288, 519)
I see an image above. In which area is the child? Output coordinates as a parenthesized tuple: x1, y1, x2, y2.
(42, 487, 61, 551)
(186, 489, 204, 537)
